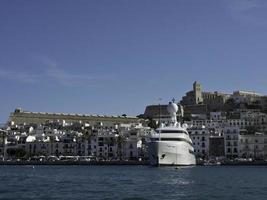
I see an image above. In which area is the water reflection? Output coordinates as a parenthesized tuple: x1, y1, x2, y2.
(0, 166, 267, 200)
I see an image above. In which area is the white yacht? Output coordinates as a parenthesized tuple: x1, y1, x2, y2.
(148, 102, 196, 166)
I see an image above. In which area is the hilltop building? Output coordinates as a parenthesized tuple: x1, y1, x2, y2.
(143, 103, 184, 123)
(232, 91, 261, 104)
(8, 108, 141, 127)
(143, 104, 170, 123)
(180, 81, 230, 119)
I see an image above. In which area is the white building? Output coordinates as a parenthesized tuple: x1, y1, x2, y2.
(188, 128, 210, 158)
(210, 112, 225, 121)
(224, 127, 241, 158)
(224, 112, 267, 133)
(123, 130, 142, 160)
(2, 121, 150, 161)
(232, 91, 261, 103)
(90, 130, 118, 160)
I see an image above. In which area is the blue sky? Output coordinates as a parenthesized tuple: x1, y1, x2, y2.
(1, 0, 267, 122)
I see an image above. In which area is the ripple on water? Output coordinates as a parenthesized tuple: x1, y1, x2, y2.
(1, 166, 267, 200)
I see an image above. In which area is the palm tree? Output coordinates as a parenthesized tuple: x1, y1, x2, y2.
(82, 128, 93, 156)
(105, 136, 115, 160)
(0, 129, 7, 161)
(116, 134, 126, 160)
(49, 135, 55, 156)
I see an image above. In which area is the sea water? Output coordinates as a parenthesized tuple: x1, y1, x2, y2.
(0, 165, 266, 200)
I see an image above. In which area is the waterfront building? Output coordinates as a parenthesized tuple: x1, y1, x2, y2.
(89, 128, 118, 160)
(1, 119, 150, 161)
(239, 132, 267, 160)
(209, 136, 225, 158)
(188, 128, 210, 158)
(117, 123, 148, 160)
(123, 130, 142, 160)
(223, 127, 241, 158)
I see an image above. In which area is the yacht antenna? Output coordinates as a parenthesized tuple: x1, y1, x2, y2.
(158, 98, 162, 140)
(158, 98, 162, 126)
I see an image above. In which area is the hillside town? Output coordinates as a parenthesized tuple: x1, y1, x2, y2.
(1, 81, 267, 164)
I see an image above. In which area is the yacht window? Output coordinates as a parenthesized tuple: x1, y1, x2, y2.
(152, 138, 193, 145)
(155, 130, 188, 134)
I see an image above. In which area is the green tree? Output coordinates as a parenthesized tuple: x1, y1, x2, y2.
(7, 148, 16, 157)
(148, 119, 158, 129)
(15, 148, 26, 158)
(116, 135, 126, 160)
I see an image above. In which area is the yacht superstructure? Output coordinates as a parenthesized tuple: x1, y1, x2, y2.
(148, 102, 196, 166)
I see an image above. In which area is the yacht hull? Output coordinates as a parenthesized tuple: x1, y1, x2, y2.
(148, 141, 196, 166)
